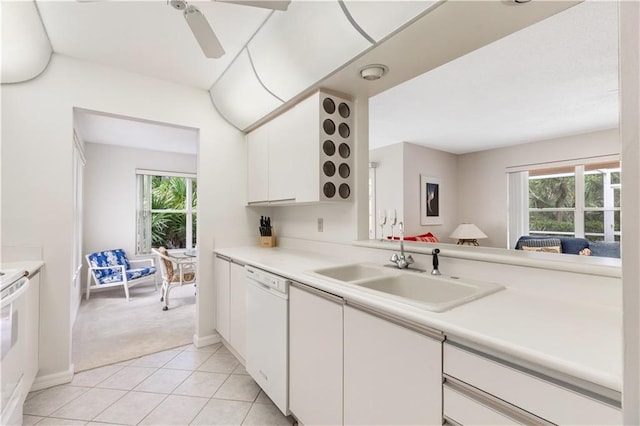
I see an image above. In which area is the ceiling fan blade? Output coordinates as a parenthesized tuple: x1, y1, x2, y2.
(216, 0, 290, 11)
(183, 5, 225, 58)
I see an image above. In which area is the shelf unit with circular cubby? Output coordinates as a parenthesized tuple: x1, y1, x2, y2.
(246, 90, 355, 205)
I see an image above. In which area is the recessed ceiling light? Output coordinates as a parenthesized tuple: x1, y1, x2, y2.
(359, 65, 388, 81)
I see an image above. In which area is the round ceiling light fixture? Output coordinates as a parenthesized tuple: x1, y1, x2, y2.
(359, 64, 388, 81)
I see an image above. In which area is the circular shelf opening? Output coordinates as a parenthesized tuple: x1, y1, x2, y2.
(323, 119, 336, 135)
(338, 143, 350, 158)
(323, 98, 336, 114)
(339, 184, 351, 199)
(338, 123, 350, 139)
(338, 103, 350, 118)
(323, 182, 336, 198)
(323, 140, 335, 156)
(338, 163, 350, 178)
(323, 161, 336, 177)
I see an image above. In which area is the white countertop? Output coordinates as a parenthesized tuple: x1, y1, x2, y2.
(216, 246, 622, 393)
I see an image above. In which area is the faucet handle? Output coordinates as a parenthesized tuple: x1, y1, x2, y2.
(406, 255, 414, 264)
(390, 253, 399, 263)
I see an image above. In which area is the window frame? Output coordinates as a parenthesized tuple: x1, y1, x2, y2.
(136, 169, 197, 254)
(523, 161, 621, 242)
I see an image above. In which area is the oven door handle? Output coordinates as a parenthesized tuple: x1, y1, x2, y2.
(1, 278, 30, 308)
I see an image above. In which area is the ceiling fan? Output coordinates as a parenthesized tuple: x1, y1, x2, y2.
(168, 0, 291, 59)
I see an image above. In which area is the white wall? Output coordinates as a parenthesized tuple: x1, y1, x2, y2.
(1, 53, 254, 385)
(370, 143, 403, 239)
(403, 142, 458, 240)
(620, 1, 640, 421)
(83, 142, 197, 257)
(370, 142, 458, 241)
(457, 128, 620, 248)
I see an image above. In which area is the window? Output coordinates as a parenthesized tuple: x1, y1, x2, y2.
(527, 161, 620, 242)
(136, 170, 197, 254)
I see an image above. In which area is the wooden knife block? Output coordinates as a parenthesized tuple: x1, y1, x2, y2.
(259, 235, 276, 248)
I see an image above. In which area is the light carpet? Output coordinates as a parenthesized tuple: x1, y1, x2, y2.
(72, 282, 195, 372)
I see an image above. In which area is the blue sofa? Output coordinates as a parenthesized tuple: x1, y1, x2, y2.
(588, 241, 621, 258)
(515, 236, 620, 258)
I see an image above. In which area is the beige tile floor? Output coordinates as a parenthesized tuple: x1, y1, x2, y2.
(23, 343, 295, 426)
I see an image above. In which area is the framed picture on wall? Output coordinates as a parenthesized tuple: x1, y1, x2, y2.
(420, 175, 442, 225)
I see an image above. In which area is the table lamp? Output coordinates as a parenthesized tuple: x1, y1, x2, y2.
(449, 223, 487, 246)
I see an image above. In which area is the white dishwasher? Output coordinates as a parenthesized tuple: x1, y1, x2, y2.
(245, 265, 290, 415)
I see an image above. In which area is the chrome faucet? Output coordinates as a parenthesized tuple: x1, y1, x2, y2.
(389, 221, 414, 269)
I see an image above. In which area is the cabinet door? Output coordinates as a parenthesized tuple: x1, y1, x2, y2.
(292, 94, 320, 203)
(229, 262, 246, 360)
(268, 112, 296, 202)
(343, 305, 443, 425)
(214, 256, 230, 341)
(289, 285, 343, 425)
(25, 273, 40, 388)
(247, 125, 269, 203)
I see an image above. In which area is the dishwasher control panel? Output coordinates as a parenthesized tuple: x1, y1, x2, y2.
(246, 265, 290, 294)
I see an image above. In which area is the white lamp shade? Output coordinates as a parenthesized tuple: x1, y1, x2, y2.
(449, 223, 487, 240)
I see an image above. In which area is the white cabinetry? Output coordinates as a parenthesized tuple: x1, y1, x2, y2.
(246, 90, 354, 205)
(343, 305, 443, 425)
(288, 284, 445, 426)
(443, 342, 622, 425)
(289, 284, 343, 425)
(246, 125, 269, 203)
(214, 255, 230, 341)
(214, 255, 247, 361)
(25, 272, 40, 392)
(228, 261, 246, 359)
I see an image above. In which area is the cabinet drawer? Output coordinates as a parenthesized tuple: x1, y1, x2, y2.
(444, 343, 621, 425)
(444, 379, 550, 426)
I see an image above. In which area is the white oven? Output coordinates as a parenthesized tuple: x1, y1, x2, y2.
(1, 269, 30, 426)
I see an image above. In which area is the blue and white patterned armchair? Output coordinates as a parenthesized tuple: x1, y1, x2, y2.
(85, 248, 157, 301)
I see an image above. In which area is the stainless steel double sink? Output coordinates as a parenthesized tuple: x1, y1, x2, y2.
(310, 263, 504, 312)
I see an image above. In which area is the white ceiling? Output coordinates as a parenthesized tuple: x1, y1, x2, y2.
(36, 0, 272, 90)
(33, 1, 618, 155)
(369, 0, 619, 154)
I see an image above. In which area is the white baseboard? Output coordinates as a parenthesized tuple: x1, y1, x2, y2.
(193, 332, 221, 348)
(31, 364, 75, 391)
(220, 339, 245, 367)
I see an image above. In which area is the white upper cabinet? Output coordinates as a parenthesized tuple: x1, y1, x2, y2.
(246, 125, 269, 204)
(268, 107, 299, 202)
(209, 49, 283, 130)
(248, 2, 371, 102)
(246, 90, 354, 205)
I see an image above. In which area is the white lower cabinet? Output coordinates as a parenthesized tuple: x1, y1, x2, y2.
(214, 255, 246, 360)
(214, 255, 230, 341)
(289, 284, 344, 426)
(443, 342, 622, 425)
(288, 283, 444, 426)
(343, 305, 443, 426)
(228, 261, 246, 360)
